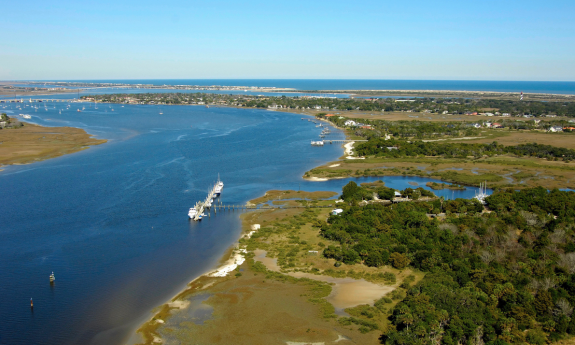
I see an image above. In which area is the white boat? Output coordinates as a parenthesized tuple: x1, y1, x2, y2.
(188, 207, 198, 219)
(23, 114, 32, 119)
(311, 140, 324, 146)
(474, 182, 489, 204)
(214, 175, 224, 195)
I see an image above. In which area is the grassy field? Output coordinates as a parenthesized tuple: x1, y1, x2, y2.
(0, 122, 106, 167)
(446, 130, 575, 149)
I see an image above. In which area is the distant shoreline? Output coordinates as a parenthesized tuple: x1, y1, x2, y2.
(3, 80, 575, 100)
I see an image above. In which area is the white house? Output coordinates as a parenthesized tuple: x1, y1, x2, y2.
(549, 126, 564, 133)
(331, 209, 344, 216)
(344, 120, 357, 127)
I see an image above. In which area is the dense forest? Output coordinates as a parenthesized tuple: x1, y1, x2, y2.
(321, 183, 575, 344)
(354, 139, 575, 162)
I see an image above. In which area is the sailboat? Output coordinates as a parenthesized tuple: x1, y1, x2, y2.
(474, 182, 489, 204)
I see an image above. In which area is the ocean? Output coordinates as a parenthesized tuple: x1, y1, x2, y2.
(10, 79, 575, 94)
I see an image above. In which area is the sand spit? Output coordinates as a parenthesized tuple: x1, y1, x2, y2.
(329, 163, 341, 167)
(343, 142, 354, 156)
(305, 176, 329, 181)
(208, 224, 260, 277)
(343, 141, 365, 160)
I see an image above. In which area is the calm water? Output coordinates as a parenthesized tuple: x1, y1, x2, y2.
(0, 100, 487, 345)
(11, 79, 575, 94)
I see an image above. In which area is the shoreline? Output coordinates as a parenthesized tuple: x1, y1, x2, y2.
(132, 189, 404, 344)
(131, 225, 260, 344)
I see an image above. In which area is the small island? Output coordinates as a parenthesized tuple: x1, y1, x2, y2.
(426, 181, 466, 191)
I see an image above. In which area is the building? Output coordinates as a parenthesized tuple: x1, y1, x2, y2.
(549, 126, 564, 133)
(331, 209, 344, 216)
(344, 120, 357, 127)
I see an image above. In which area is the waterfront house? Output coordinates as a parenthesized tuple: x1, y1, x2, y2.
(331, 209, 343, 216)
(344, 120, 357, 127)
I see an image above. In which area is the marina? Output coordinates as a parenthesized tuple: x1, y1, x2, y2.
(188, 176, 224, 221)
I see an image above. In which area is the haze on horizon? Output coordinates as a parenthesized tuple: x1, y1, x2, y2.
(1, 0, 574, 82)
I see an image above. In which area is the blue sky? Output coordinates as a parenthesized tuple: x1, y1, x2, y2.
(1, 0, 574, 80)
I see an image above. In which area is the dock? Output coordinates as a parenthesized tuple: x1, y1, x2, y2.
(189, 176, 223, 221)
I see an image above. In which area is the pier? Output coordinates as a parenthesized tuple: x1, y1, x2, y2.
(211, 203, 335, 211)
(189, 176, 224, 221)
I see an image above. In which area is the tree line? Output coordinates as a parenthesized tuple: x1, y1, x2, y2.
(354, 139, 575, 162)
(320, 183, 575, 344)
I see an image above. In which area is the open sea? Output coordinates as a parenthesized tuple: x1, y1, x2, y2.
(1, 91, 488, 344)
(9, 79, 575, 94)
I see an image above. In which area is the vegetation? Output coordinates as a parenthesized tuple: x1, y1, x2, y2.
(320, 183, 575, 344)
(355, 139, 575, 162)
(0, 114, 23, 129)
(83, 93, 575, 118)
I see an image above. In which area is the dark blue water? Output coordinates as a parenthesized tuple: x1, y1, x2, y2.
(11, 79, 575, 94)
(0, 101, 487, 345)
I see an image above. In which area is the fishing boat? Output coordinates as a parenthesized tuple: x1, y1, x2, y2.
(49, 272, 55, 283)
(188, 207, 198, 219)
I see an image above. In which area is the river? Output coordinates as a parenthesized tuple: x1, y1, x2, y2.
(0, 99, 486, 345)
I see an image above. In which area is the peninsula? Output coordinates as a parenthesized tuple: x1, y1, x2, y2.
(0, 115, 106, 167)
